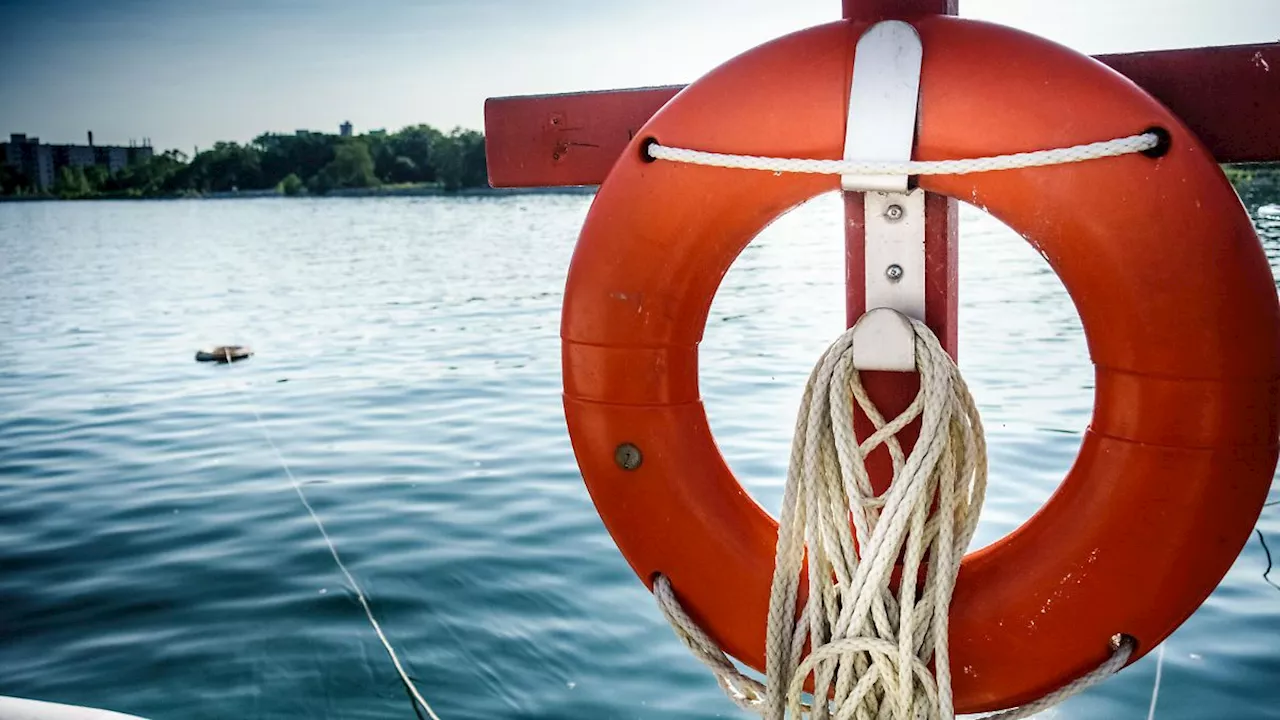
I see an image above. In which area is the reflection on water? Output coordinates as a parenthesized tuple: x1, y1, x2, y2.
(0, 192, 1277, 719)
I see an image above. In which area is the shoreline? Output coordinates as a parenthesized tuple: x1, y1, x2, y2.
(4, 165, 1277, 204)
(0, 184, 598, 202)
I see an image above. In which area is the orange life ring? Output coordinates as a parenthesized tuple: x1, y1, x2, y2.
(561, 16, 1280, 713)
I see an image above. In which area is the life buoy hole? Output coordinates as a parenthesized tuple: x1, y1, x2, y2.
(639, 137, 659, 163)
(699, 193, 1091, 551)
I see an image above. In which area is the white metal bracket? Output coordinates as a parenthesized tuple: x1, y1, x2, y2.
(850, 307, 917, 372)
(845, 20, 926, 372)
(863, 188, 926, 323)
(842, 20, 922, 193)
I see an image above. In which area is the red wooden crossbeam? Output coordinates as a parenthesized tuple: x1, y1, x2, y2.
(485, 42, 1280, 188)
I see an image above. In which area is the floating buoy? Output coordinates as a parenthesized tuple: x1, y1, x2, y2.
(560, 16, 1280, 714)
(195, 345, 252, 363)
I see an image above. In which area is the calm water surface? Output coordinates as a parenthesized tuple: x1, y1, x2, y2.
(1, 192, 1278, 719)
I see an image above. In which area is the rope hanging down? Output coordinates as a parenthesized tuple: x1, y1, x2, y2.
(645, 131, 1160, 176)
(655, 317, 1133, 719)
(246, 400, 443, 720)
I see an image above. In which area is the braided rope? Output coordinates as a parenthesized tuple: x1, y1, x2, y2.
(646, 132, 1159, 176)
(656, 318, 1132, 718)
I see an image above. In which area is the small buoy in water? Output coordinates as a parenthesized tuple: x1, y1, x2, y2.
(195, 345, 253, 363)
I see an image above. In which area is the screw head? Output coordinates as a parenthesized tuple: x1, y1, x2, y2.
(615, 443, 643, 471)
(883, 204, 905, 222)
(885, 264, 904, 282)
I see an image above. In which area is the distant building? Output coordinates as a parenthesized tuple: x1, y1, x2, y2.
(340, 121, 353, 138)
(53, 143, 96, 168)
(127, 144, 153, 166)
(1, 134, 55, 190)
(100, 147, 129, 174)
(1, 131, 151, 190)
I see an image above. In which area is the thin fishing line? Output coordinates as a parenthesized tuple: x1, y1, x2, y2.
(246, 400, 442, 720)
(1145, 643, 1165, 720)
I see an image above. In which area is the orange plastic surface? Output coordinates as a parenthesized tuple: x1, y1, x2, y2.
(560, 17, 1280, 713)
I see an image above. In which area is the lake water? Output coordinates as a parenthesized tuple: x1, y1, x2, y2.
(1, 191, 1278, 720)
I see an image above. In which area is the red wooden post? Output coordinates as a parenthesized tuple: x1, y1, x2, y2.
(842, 0, 958, 345)
(842, 0, 959, 494)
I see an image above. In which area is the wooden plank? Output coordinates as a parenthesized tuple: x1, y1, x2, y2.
(484, 42, 1280, 187)
(484, 86, 680, 188)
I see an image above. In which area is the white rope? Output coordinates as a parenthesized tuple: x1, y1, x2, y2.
(975, 635, 1134, 720)
(646, 132, 1159, 176)
(246, 401, 443, 720)
(656, 317, 1133, 719)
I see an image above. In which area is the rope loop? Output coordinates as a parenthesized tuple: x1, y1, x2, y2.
(656, 317, 1133, 718)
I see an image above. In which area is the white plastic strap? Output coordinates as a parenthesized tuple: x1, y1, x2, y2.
(845, 20, 926, 370)
(843, 20, 922, 192)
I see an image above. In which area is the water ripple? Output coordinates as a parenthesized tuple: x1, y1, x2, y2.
(0, 193, 1277, 719)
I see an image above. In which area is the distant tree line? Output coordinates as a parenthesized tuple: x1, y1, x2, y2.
(1223, 163, 1280, 208)
(0, 124, 488, 199)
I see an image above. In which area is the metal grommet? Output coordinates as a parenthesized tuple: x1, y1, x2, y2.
(1140, 126, 1171, 158)
(639, 137, 659, 164)
(615, 443, 643, 471)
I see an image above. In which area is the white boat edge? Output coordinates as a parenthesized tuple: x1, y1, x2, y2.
(0, 696, 147, 720)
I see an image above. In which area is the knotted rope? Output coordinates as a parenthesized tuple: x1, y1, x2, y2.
(656, 317, 1133, 719)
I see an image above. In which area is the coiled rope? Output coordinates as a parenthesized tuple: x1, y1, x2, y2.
(645, 131, 1159, 176)
(655, 317, 1134, 719)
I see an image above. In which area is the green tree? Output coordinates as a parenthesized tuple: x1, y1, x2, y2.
(455, 129, 488, 189)
(0, 123, 493, 198)
(53, 166, 92, 199)
(311, 140, 378, 193)
(115, 150, 187, 196)
(0, 164, 30, 195)
(388, 156, 418, 183)
(277, 172, 305, 196)
(363, 129, 396, 182)
(390, 124, 442, 182)
(431, 128, 487, 191)
(84, 164, 110, 191)
(182, 142, 265, 193)
(431, 133, 465, 191)
(254, 132, 338, 188)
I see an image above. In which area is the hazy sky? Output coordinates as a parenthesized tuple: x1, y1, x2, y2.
(2, 0, 1277, 151)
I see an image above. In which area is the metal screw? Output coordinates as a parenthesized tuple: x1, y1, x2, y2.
(885, 264, 904, 282)
(883, 204, 905, 222)
(615, 443, 643, 471)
